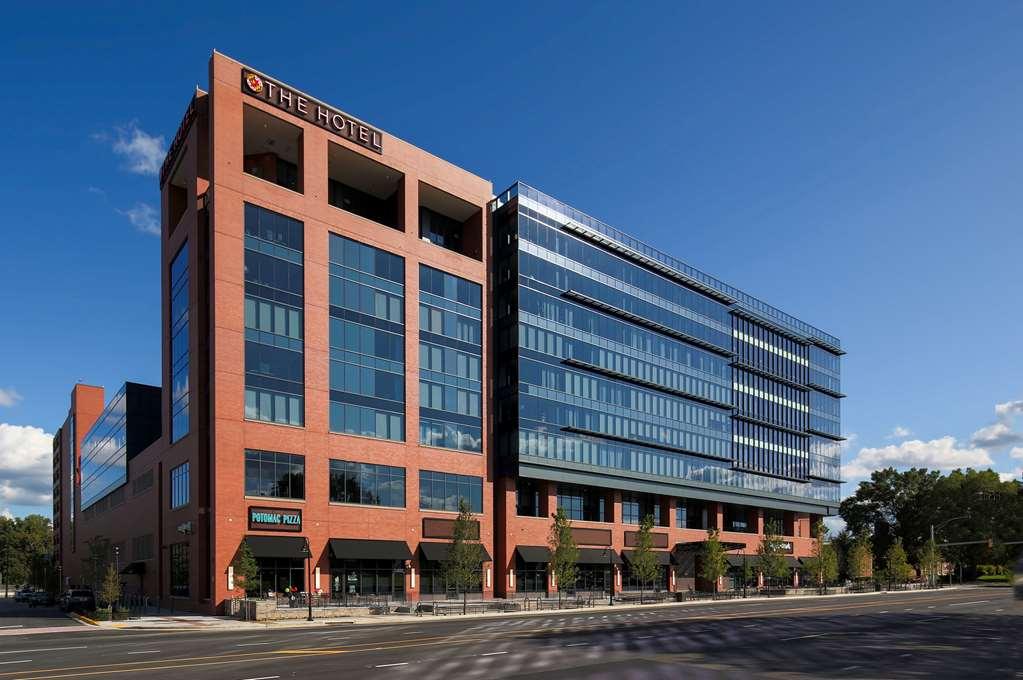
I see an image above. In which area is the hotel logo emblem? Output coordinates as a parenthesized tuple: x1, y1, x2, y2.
(244, 72, 263, 94)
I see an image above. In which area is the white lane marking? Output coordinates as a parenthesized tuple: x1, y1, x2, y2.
(0, 646, 86, 655)
(375, 662, 408, 667)
(480, 651, 507, 656)
(781, 633, 828, 641)
(904, 608, 913, 611)
(841, 666, 860, 672)
(124, 650, 160, 655)
(0, 660, 33, 666)
(928, 606, 936, 609)
(996, 609, 1004, 612)
(235, 641, 274, 646)
(564, 642, 588, 647)
(323, 636, 349, 641)
(879, 611, 889, 614)
(948, 600, 990, 607)
(240, 676, 280, 680)
(634, 635, 655, 639)
(743, 624, 758, 628)
(0, 625, 24, 629)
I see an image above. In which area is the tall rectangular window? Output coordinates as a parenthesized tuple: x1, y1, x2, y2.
(170, 542, 190, 597)
(244, 450, 305, 500)
(418, 265, 482, 452)
(243, 204, 305, 427)
(418, 470, 482, 513)
(328, 460, 405, 507)
(170, 242, 190, 442)
(328, 234, 405, 441)
(170, 462, 189, 509)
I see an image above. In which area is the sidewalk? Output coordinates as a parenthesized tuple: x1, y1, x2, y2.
(90, 586, 966, 631)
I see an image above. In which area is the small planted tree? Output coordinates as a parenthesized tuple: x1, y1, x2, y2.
(884, 538, 909, 590)
(548, 507, 579, 605)
(804, 519, 838, 593)
(630, 514, 661, 604)
(98, 564, 121, 613)
(232, 541, 260, 597)
(919, 538, 941, 588)
(444, 499, 484, 614)
(700, 529, 728, 595)
(757, 520, 788, 593)
(847, 533, 874, 585)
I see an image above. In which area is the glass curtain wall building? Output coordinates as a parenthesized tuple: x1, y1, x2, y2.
(493, 182, 843, 515)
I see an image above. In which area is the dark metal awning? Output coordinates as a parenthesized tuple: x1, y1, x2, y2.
(120, 561, 146, 575)
(576, 547, 623, 565)
(419, 542, 493, 563)
(515, 545, 551, 563)
(622, 550, 673, 566)
(786, 556, 803, 569)
(329, 539, 413, 561)
(726, 555, 752, 567)
(245, 535, 309, 559)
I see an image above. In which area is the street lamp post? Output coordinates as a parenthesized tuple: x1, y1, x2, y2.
(605, 545, 614, 606)
(930, 514, 969, 589)
(301, 539, 313, 622)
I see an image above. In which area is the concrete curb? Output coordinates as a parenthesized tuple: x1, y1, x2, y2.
(69, 611, 101, 626)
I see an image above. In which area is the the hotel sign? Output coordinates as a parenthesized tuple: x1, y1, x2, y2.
(241, 69, 383, 154)
(248, 506, 302, 532)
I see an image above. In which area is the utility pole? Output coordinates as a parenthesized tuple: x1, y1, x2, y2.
(930, 514, 969, 589)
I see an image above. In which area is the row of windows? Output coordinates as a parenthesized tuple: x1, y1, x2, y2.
(556, 484, 609, 522)
(732, 316, 808, 375)
(514, 427, 840, 503)
(170, 462, 189, 509)
(329, 234, 405, 442)
(733, 369, 808, 431)
(245, 203, 305, 427)
(79, 387, 128, 511)
(621, 492, 660, 525)
(809, 390, 842, 437)
(516, 211, 731, 329)
(733, 419, 810, 480)
(521, 356, 730, 432)
(419, 265, 482, 453)
(517, 288, 726, 372)
(170, 242, 190, 442)
(242, 451, 482, 511)
(520, 248, 731, 351)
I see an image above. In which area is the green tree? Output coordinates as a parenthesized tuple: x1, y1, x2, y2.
(98, 564, 121, 611)
(0, 517, 26, 596)
(847, 533, 873, 583)
(0, 515, 53, 595)
(884, 538, 910, 589)
(840, 468, 941, 563)
(81, 536, 111, 591)
(548, 507, 579, 605)
(231, 541, 260, 596)
(630, 514, 661, 604)
(699, 529, 727, 594)
(757, 520, 788, 591)
(444, 499, 484, 614)
(919, 537, 941, 588)
(803, 519, 838, 592)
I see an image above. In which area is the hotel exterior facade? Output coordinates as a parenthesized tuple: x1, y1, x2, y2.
(52, 52, 843, 612)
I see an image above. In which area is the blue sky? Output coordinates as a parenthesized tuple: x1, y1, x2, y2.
(2, 2, 1022, 519)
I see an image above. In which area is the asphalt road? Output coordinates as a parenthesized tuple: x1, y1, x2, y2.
(0, 598, 79, 634)
(0, 587, 1019, 679)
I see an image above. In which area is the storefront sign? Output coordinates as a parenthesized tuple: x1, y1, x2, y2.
(241, 69, 383, 154)
(248, 506, 302, 532)
(779, 541, 794, 554)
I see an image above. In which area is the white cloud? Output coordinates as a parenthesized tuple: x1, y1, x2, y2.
(970, 421, 1023, 449)
(998, 468, 1022, 483)
(108, 122, 166, 176)
(843, 436, 993, 481)
(0, 508, 12, 520)
(886, 425, 912, 440)
(118, 202, 160, 236)
(1011, 447, 1023, 460)
(994, 400, 1023, 420)
(0, 423, 53, 508)
(0, 388, 22, 408)
(971, 399, 1023, 449)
